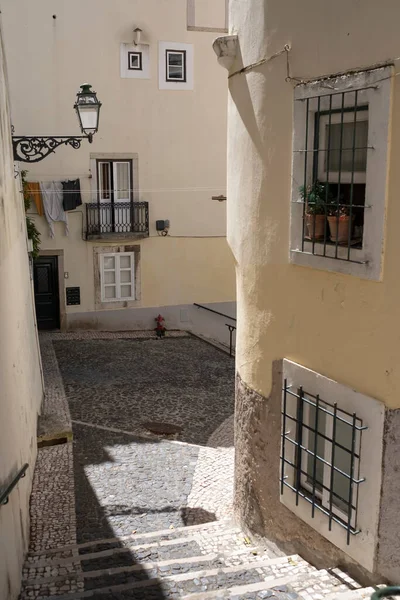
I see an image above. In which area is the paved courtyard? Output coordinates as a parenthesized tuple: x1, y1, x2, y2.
(31, 332, 235, 553)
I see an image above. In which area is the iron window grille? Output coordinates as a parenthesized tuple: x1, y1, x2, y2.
(166, 50, 187, 82)
(128, 52, 143, 71)
(295, 87, 373, 265)
(280, 379, 367, 544)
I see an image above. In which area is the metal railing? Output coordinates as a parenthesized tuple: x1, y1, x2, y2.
(86, 201, 149, 237)
(193, 303, 236, 357)
(0, 463, 29, 506)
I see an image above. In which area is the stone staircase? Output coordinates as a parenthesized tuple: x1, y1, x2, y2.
(19, 519, 376, 600)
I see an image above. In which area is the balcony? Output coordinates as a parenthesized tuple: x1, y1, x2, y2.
(86, 201, 149, 240)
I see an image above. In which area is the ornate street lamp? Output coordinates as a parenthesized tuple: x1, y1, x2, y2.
(12, 83, 102, 163)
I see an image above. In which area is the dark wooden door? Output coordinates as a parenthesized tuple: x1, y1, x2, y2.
(33, 256, 60, 330)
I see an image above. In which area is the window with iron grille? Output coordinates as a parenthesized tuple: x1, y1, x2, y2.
(290, 66, 392, 280)
(280, 360, 384, 569)
(281, 381, 367, 544)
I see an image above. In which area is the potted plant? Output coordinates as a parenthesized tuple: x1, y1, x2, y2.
(299, 182, 328, 241)
(327, 202, 354, 244)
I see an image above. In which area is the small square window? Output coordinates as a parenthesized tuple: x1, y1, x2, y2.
(128, 51, 143, 71)
(166, 50, 186, 82)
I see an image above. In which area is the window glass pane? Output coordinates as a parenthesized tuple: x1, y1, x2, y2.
(115, 163, 130, 200)
(104, 271, 116, 284)
(168, 53, 183, 66)
(103, 256, 115, 270)
(119, 255, 131, 269)
(326, 120, 368, 172)
(120, 284, 133, 298)
(306, 403, 326, 493)
(332, 418, 353, 514)
(99, 162, 111, 200)
(120, 270, 131, 283)
(168, 66, 183, 79)
(105, 286, 116, 299)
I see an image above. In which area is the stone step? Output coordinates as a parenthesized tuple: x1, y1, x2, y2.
(21, 565, 312, 600)
(24, 536, 206, 571)
(21, 554, 316, 598)
(180, 569, 359, 600)
(20, 557, 355, 600)
(25, 520, 238, 561)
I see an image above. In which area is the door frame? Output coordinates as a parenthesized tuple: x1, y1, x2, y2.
(37, 250, 66, 331)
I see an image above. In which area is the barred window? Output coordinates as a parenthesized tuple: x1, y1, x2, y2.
(290, 67, 392, 280)
(281, 382, 366, 543)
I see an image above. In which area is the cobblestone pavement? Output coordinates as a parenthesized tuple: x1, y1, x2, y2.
(19, 332, 368, 598)
(34, 333, 235, 548)
(52, 337, 235, 446)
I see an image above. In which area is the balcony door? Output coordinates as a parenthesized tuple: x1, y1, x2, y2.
(97, 159, 133, 233)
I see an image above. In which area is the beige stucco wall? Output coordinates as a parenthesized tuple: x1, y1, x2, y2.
(228, 0, 400, 411)
(1, 0, 235, 320)
(0, 27, 43, 600)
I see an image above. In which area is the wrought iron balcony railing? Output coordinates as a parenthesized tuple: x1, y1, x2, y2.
(86, 201, 149, 239)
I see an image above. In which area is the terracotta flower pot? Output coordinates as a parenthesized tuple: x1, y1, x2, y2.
(328, 215, 353, 243)
(305, 214, 326, 240)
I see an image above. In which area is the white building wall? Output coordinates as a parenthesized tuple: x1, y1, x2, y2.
(0, 26, 43, 600)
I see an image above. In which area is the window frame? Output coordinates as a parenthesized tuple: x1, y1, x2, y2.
(165, 49, 187, 82)
(128, 51, 143, 71)
(290, 66, 393, 281)
(100, 252, 135, 303)
(97, 159, 133, 205)
(281, 359, 385, 571)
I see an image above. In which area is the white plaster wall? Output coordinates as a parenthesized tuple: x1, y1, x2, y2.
(0, 27, 43, 600)
(1, 0, 235, 318)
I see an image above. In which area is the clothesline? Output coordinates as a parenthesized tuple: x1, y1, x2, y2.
(26, 179, 82, 238)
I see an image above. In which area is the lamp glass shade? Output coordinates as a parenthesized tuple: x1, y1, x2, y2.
(74, 84, 101, 137)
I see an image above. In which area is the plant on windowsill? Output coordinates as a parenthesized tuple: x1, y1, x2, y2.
(21, 169, 41, 258)
(155, 314, 167, 338)
(299, 182, 329, 241)
(327, 201, 354, 244)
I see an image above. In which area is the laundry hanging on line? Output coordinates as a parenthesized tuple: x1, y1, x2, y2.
(40, 181, 69, 238)
(62, 178, 82, 211)
(26, 181, 44, 216)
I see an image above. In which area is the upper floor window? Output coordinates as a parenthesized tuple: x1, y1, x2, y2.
(159, 43, 193, 91)
(290, 66, 392, 280)
(128, 51, 143, 71)
(166, 50, 186, 82)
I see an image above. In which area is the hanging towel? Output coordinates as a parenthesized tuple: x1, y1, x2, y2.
(26, 181, 44, 216)
(62, 178, 82, 211)
(40, 181, 69, 238)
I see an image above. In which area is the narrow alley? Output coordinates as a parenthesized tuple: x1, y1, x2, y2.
(20, 332, 370, 599)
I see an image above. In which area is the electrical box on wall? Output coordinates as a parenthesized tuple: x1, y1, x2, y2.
(156, 220, 170, 231)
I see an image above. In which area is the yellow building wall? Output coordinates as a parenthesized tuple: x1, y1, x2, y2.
(228, 0, 400, 410)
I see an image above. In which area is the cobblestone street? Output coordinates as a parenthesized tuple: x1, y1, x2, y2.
(20, 332, 365, 599)
(33, 333, 235, 553)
